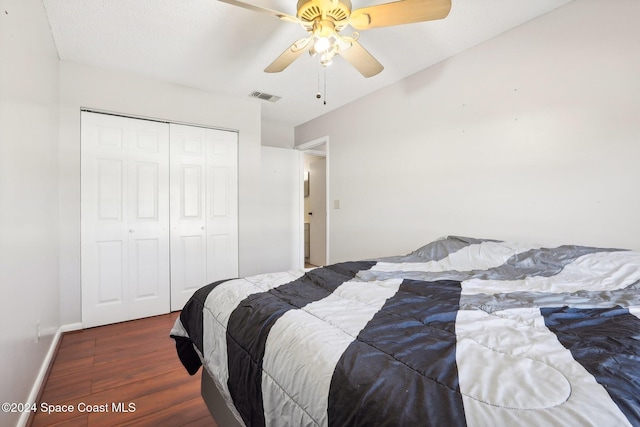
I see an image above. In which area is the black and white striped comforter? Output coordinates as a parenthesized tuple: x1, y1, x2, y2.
(170, 236, 640, 427)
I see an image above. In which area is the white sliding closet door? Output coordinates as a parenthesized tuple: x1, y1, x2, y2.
(81, 112, 170, 328)
(169, 124, 238, 310)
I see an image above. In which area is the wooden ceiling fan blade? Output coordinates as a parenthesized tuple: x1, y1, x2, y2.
(338, 39, 383, 78)
(218, 0, 300, 24)
(264, 38, 313, 73)
(350, 0, 451, 30)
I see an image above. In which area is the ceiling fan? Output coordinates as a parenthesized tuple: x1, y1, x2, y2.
(220, 0, 452, 77)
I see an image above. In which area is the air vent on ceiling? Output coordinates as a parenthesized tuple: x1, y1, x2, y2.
(249, 91, 281, 103)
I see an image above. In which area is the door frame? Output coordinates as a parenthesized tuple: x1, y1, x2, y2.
(296, 136, 329, 267)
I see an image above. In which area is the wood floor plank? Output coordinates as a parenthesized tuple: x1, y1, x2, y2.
(40, 379, 93, 404)
(92, 338, 174, 365)
(34, 367, 190, 425)
(90, 351, 180, 394)
(87, 379, 201, 425)
(47, 356, 95, 379)
(54, 339, 97, 362)
(30, 313, 213, 427)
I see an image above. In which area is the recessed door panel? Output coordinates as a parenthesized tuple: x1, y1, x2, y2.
(182, 165, 203, 219)
(97, 158, 124, 221)
(131, 238, 160, 299)
(134, 131, 160, 153)
(181, 235, 206, 290)
(97, 126, 124, 150)
(210, 167, 228, 217)
(183, 138, 203, 156)
(96, 240, 124, 304)
(134, 162, 159, 220)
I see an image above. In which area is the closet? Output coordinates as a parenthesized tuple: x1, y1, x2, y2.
(80, 111, 238, 328)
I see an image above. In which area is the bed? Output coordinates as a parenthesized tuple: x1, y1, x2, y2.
(170, 236, 640, 427)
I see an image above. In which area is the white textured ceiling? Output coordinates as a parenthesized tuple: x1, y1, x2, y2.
(43, 0, 573, 127)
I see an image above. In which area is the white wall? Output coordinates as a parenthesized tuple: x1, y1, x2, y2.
(295, 0, 640, 262)
(262, 119, 295, 148)
(0, 0, 60, 425)
(58, 61, 264, 325)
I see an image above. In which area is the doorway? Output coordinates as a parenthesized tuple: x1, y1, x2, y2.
(297, 137, 329, 267)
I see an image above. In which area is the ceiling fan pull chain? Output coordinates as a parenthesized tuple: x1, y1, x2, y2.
(323, 67, 328, 105)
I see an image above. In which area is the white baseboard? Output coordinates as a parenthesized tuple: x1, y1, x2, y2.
(16, 322, 83, 427)
(59, 322, 83, 333)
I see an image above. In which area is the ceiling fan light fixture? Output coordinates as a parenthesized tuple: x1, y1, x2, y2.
(320, 55, 334, 67)
(313, 36, 331, 53)
(320, 44, 339, 67)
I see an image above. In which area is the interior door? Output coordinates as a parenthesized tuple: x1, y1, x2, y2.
(81, 112, 170, 328)
(309, 156, 327, 266)
(170, 124, 238, 310)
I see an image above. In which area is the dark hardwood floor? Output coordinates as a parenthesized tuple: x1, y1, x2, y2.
(30, 312, 216, 427)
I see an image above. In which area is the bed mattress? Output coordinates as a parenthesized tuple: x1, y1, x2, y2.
(171, 236, 640, 426)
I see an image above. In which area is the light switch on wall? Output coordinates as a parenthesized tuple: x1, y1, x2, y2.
(334, 200, 340, 209)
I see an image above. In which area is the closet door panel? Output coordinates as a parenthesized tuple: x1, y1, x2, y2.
(178, 164, 207, 291)
(127, 122, 170, 319)
(170, 125, 208, 309)
(170, 124, 238, 310)
(82, 113, 130, 326)
(206, 132, 239, 283)
(82, 112, 170, 328)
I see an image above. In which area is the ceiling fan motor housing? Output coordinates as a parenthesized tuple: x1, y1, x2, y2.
(296, 0, 352, 23)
